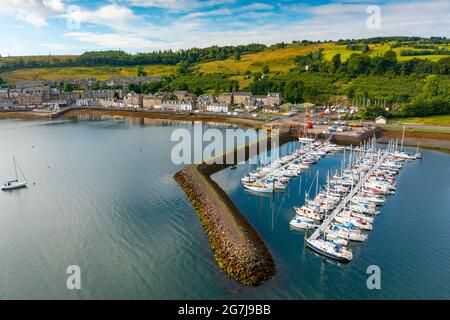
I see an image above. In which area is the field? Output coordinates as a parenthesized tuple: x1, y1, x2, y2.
(197, 43, 325, 75)
(0, 65, 176, 83)
(0, 55, 76, 63)
(1, 42, 449, 85)
(390, 114, 450, 127)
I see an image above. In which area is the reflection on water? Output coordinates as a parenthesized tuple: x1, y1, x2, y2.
(67, 113, 240, 129)
(0, 117, 449, 299)
(212, 142, 450, 299)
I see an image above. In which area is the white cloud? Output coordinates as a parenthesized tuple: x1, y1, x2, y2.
(291, 3, 367, 15)
(127, 0, 235, 11)
(240, 3, 274, 11)
(64, 4, 138, 31)
(43, 0, 65, 12)
(65, 32, 156, 50)
(0, 0, 65, 28)
(182, 8, 232, 20)
(3, 0, 450, 55)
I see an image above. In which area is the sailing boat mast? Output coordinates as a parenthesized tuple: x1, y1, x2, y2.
(316, 170, 319, 197)
(401, 126, 406, 151)
(13, 157, 18, 181)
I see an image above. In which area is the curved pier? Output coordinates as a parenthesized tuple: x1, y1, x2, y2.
(174, 132, 293, 286)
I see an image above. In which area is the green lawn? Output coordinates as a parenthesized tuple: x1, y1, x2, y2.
(390, 114, 450, 127)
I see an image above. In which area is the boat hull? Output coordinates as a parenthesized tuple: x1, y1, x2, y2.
(1, 181, 27, 191)
(305, 240, 352, 262)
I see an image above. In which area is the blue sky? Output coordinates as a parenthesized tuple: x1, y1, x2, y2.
(1, 0, 449, 56)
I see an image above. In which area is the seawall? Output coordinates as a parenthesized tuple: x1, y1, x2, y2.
(174, 132, 293, 286)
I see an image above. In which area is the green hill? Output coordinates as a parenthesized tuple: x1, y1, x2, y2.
(1, 39, 449, 86)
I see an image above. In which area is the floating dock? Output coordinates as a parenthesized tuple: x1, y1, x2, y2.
(308, 150, 388, 241)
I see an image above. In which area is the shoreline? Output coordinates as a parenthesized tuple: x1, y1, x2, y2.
(62, 108, 265, 129)
(1, 109, 450, 153)
(378, 128, 450, 153)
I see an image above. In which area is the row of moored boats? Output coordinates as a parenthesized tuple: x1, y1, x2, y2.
(240, 137, 345, 193)
(290, 139, 421, 262)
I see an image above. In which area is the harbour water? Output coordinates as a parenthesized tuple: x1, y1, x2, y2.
(0, 117, 449, 299)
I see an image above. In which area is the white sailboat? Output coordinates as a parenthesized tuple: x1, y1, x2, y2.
(414, 140, 422, 159)
(1, 157, 27, 191)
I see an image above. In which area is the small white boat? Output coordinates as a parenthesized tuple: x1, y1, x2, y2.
(244, 182, 273, 193)
(289, 217, 317, 231)
(298, 137, 316, 144)
(1, 157, 27, 191)
(240, 175, 256, 185)
(325, 232, 349, 247)
(335, 216, 373, 231)
(329, 224, 367, 242)
(295, 206, 324, 222)
(305, 238, 353, 262)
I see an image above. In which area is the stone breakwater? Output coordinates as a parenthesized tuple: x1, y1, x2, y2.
(174, 164, 276, 286)
(174, 133, 293, 286)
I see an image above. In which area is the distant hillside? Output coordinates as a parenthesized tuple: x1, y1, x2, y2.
(1, 37, 449, 85)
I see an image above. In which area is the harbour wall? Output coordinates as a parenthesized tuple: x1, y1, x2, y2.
(174, 133, 294, 286)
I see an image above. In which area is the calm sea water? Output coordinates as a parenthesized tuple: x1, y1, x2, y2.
(0, 117, 449, 299)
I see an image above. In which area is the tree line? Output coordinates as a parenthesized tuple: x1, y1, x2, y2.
(0, 44, 267, 74)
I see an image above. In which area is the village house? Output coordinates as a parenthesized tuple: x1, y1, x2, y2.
(123, 92, 143, 108)
(23, 86, 51, 98)
(104, 76, 161, 87)
(142, 93, 164, 109)
(58, 91, 82, 102)
(76, 98, 97, 107)
(262, 105, 281, 113)
(217, 93, 233, 105)
(7, 89, 22, 99)
(172, 91, 191, 101)
(233, 92, 253, 106)
(42, 100, 68, 110)
(0, 99, 15, 109)
(0, 89, 10, 99)
(207, 103, 229, 113)
(82, 89, 124, 100)
(266, 92, 282, 105)
(57, 78, 96, 89)
(375, 116, 388, 125)
(99, 99, 125, 108)
(196, 95, 216, 111)
(15, 80, 46, 89)
(179, 103, 194, 111)
(160, 100, 193, 111)
(17, 93, 46, 106)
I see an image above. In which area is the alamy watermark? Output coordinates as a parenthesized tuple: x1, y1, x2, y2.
(170, 124, 280, 165)
(366, 265, 381, 290)
(366, 5, 381, 30)
(66, 5, 82, 30)
(66, 265, 81, 290)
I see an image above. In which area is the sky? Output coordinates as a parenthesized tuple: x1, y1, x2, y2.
(0, 0, 449, 56)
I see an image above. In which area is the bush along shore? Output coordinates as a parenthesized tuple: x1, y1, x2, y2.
(174, 133, 293, 286)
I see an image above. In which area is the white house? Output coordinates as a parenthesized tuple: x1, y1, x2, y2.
(76, 98, 96, 107)
(207, 104, 228, 113)
(375, 116, 388, 125)
(42, 100, 67, 110)
(179, 103, 193, 111)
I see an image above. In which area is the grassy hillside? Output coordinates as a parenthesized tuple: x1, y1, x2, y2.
(2, 41, 449, 85)
(1, 65, 176, 83)
(367, 43, 450, 62)
(390, 114, 450, 127)
(0, 55, 76, 63)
